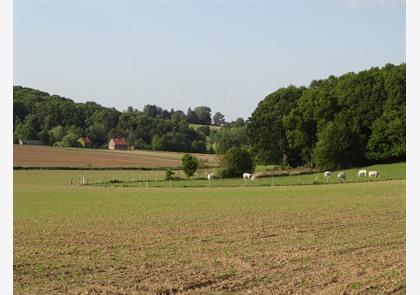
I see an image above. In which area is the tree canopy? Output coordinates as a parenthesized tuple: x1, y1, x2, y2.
(13, 62, 405, 169)
(13, 86, 214, 153)
(247, 63, 405, 169)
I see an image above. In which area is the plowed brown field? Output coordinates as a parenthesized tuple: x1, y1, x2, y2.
(14, 169, 405, 294)
(13, 145, 220, 168)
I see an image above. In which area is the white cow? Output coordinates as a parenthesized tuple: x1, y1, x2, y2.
(251, 174, 258, 181)
(368, 171, 380, 178)
(358, 169, 367, 177)
(338, 172, 346, 181)
(207, 173, 215, 181)
(324, 171, 331, 179)
(243, 173, 252, 180)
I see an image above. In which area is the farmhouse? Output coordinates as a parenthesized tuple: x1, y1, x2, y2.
(78, 136, 93, 148)
(108, 137, 128, 150)
(18, 139, 44, 145)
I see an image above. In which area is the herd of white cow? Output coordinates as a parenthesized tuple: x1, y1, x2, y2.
(324, 169, 380, 181)
(206, 172, 259, 181)
(206, 169, 380, 182)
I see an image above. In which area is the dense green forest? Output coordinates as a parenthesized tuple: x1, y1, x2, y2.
(247, 63, 405, 169)
(13, 62, 405, 169)
(13, 87, 228, 153)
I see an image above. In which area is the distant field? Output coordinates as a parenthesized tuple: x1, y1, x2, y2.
(189, 123, 222, 132)
(14, 169, 406, 294)
(13, 145, 220, 168)
(189, 123, 221, 150)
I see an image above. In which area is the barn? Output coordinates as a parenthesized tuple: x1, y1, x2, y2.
(108, 137, 128, 150)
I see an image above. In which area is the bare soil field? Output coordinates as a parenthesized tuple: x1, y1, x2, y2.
(14, 169, 405, 294)
(13, 145, 220, 168)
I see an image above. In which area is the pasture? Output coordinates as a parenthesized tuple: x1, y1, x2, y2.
(189, 123, 222, 132)
(14, 167, 405, 294)
(82, 162, 405, 188)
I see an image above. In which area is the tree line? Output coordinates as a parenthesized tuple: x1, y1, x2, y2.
(13, 62, 405, 171)
(13, 86, 226, 153)
(247, 63, 405, 170)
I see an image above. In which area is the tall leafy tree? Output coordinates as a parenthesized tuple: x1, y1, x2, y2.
(186, 107, 199, 124)
(193, 106, 212, 125)
(247, 85, 305, 165)
(213, 112, 225, 126)
(313, 112, 364, 170)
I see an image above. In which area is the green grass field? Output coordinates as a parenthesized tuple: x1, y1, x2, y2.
(73, 162, 405, 188)
(14, 163, 406, 294)
(189, 123, 222, 132)
(189, 123, 221, 151)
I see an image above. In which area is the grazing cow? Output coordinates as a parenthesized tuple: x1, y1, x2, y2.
(251, 174, 258, 181)
(324, 171, 331, 179)
(243, 173, 252, 180)
(368, 171, 379, 178)
(207, 173, 215, 181)
(358, 169, 367, 177)
(338, 172, 346, 181)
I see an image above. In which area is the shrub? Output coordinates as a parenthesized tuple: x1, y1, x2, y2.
(165, 168, 175, 180)
(221, 147, 255, 177)
(181, 154, 199, 178)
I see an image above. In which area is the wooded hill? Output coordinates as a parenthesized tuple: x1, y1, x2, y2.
(247, 63, 405, 169)
(13, 87, 226, 153)
(13, 62, 405, 170)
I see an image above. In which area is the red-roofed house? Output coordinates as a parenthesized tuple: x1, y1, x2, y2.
(108, 137, 128, 150)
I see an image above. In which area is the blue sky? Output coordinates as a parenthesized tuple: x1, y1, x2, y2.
(14, 1, 405, 121)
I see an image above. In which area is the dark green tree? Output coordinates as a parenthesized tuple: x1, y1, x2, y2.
(186, 107, 199, 124)
(313, 112, 363, 170)
(13, 114, 39, 140)
(247, 86, 305, 165)
(221, 147, 255, 177)
(193, 106, 212, 125)
(216, 125, 249, 154)
(213, 112, 225, 126)
(181, 154, 199, 178)
(196, 125, 210, 136)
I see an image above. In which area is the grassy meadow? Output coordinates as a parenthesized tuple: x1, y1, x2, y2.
(189, 123, 222, 132)
(14, 163, 406, 294)
(76, 162, 405, 188)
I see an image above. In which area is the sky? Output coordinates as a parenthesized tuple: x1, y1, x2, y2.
(14, 0, 405, 121)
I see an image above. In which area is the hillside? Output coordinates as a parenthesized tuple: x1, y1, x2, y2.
(13, 86, 222, 154)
